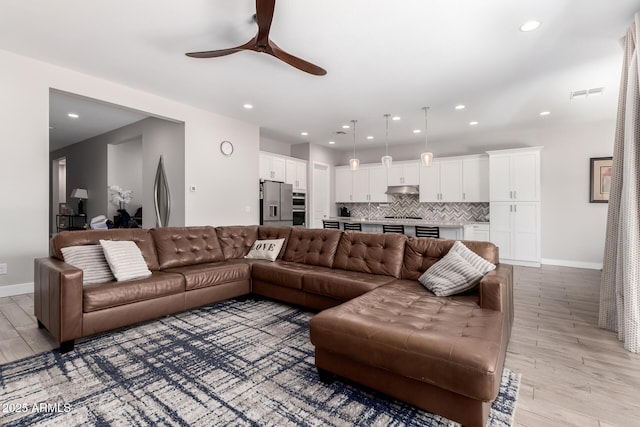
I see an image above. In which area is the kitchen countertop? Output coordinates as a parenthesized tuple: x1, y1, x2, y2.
(326, 217, 489, 228)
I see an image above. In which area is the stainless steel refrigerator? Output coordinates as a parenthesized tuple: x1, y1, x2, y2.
(260, 180, 293, 226)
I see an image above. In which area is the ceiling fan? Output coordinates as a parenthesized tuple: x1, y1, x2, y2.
(186, 0, 327, 76)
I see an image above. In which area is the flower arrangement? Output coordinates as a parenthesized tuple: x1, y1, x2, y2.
(108, 185, 132, 210)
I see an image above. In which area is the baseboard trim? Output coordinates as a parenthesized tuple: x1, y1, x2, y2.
(541, 258, 603, 270)
(0, 282, 34, 298)
(501, 259, 541, 268)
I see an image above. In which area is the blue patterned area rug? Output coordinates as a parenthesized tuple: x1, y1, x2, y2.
(0, 299, 520, 426)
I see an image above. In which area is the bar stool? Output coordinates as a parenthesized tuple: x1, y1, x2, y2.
(322, 220, 340, 229)
(343, 223, 362, 231)
(382, 224, 405, 234)
(415, 226, 440, 238)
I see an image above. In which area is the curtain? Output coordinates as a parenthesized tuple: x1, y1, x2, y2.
(599, 13, 640, 353)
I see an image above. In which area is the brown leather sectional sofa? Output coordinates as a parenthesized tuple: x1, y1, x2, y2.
(34, 225, 512, 427)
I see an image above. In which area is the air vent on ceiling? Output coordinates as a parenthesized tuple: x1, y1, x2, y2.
(335, 131, 347, 135)
(570, 87, 604, 99)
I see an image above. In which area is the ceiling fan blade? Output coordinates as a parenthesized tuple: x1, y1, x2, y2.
(186, 39, 256, 58)
(255, 0, 276, 42)
(270, 41, 327, 76)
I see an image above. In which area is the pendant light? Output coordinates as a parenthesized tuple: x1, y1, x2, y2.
(420, 106, 433, 166)
(349, 119, 360, 171)
(381, 113, 393, 168)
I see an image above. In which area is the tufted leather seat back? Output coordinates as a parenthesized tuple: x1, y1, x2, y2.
(51, 229, 160, 271)
(283, 228, 342, 268)
(151, 226, 224, 269)
(401, 237, 499, 280)
(258, 226, 292, 259)
(333, 232, 407, 278)
(215, 225, 259, 260)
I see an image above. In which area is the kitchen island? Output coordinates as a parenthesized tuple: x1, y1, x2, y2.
(325, 217, 490, 240)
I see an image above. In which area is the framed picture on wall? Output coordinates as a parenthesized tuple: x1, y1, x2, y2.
(59, 202, 68, 214)
(57, 215, 68, 229)
(590, 157, 613, 203)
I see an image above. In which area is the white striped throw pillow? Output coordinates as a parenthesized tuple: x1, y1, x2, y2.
(419, 251, 485, 297)
(99, 240, 152, 282)
(61, 245, 115, 285)
(449, 240, 496, 274)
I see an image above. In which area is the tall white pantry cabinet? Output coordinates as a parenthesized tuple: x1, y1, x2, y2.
(488, 147, 542, 266)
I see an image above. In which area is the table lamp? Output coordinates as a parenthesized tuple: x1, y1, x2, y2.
(70, 188, 88, 215)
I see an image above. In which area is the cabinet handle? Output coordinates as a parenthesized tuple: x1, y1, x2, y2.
(514, 191, 517, 199)
(463, 192, 466, 200)
(509, 191, 513, 199)
(514, 204, 517, 213)
(510, 205, 513, 212)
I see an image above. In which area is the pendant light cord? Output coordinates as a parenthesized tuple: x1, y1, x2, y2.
(423, 107, 429, 150)
(351, 119, 357, 157)
(384, 113, 390, 156)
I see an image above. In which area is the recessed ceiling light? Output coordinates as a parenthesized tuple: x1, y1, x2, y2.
(455, 104, 465, 110)
(49, 126, 54, 130)
(391, 116, 401, 121)
(301, 132, 309, 136)
(539, 111, 551, 116)
(413, 129, 421, 134)
(520, 20, 541, 32)
(366, 136, 374, 140)
(329, 141, 335, 145)
(342, 125, 350, 129)
(68, 113, 79, 119)
(243, 104, 253, 109)
(469, 121, 479, 126)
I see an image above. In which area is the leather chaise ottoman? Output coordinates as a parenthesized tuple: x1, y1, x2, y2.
(309, 280, 509, 427)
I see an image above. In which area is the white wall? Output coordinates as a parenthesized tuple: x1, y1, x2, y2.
(260, 136, 291, 157)
(337, 120, 615, 268)
(0, 48, 259, 293)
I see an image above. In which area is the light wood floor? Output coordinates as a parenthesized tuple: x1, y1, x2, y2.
(1, 265, 639, 426)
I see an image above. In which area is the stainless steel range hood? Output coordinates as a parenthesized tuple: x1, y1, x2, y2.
(385, 185, 420, 195)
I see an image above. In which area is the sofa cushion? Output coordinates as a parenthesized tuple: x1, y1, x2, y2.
(309, 280, 505, 402)
(401, 238, 499, 281)
(282, 228, 342, 268)
(215, 225, 259, 260)
(258, 226, 292, 259)
(302, 270, 395, 301)
(165, 259, 251, 291)
(244, 239, 286, 262)
(252, 261, 331, 290)
(418, 251, 484, 296)
(60, 245, 114, 285)
(83, 271, 185, 312)
(332, 232, 406, 278)
(151, 226, 224, 269)
(51, 229, 160, 271)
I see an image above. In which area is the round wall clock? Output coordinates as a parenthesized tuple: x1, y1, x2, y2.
(220, 140, 234, 156)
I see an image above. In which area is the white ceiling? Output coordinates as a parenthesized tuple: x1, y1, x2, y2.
(1, 0, 637, 151)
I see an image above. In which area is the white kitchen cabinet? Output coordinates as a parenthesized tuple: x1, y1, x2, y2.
(368, 166, 390, 202)
(388, 162, 420, 186)
(259, 153, 286, 182)
(488, 147, 541, 202)
(490, 201, 540, 264)
(462, 156, 489, 202)
(336, 165, 390, 203)
(335, 167, 353, 202)
(286, 159, 307, 191)
(420, 159, 463, 202)
(488, 147, 542, 266)
(439, 227, 463, 240)
(352, 168, 370, 202)
(463, 223, 490, 242)
(419, 162, 441, 202)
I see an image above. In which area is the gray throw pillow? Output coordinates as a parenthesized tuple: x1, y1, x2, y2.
(61, 245, 114, 285)
(418, 251, 484, 297)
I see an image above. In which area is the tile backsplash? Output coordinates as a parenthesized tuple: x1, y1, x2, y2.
(340, 194, 489, 222)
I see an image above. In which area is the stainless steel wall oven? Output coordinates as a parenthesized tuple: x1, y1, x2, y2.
(292, 192, 306, 227)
